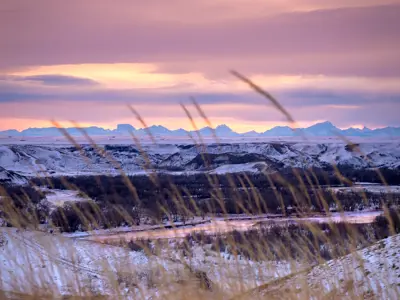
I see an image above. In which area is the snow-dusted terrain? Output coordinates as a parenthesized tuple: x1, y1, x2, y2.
(2, 227, 400, 299)
(37, 188, 90, 212)
(329, 184, 400, 194)
(0, 227, 303, 298)
(1, 140, 399, 183)
(0, 227, 150, 297)
(252, 234, 400, 299)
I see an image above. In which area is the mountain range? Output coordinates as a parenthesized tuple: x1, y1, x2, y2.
(1, 121, 400, 137)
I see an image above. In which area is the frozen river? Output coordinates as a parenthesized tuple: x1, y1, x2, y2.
(82, 211, 382, 243)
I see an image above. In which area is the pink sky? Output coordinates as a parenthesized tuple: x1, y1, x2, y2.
(1, 0, 400, 131)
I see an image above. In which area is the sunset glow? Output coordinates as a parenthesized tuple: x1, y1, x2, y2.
(1, 0, 399, 131)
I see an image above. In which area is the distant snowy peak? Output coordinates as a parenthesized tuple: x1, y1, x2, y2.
(307, 121, 336, 130)
(193, 124, 239, 137)
(1, 122, 400, 137)
(342, 128, 368, 137)
(215, 124, 239, 136)
(0, 129, 20, 136)
(242, 130, 260, 137)
(262, 126, 294, 137)
(301, 121, 340, 136)
(116, 124, 135, 133)
(139, 125, 170, 136)
(13, 126, 112, 137)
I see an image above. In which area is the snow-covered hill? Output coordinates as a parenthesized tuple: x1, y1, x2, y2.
(0, 141, 399, 183)
(252, 233, 400, 299)
(0, 227, 302, 298)
(0, 228, 167, 297)
(0, 166, 28, 184)
(2, 227, 399, 299)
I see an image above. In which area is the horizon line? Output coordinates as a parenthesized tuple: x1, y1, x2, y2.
(1, 120, 399, 135)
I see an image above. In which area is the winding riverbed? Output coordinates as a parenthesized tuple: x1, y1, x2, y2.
(82, 211, 382, 243)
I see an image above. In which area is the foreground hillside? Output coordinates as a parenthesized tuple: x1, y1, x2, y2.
(1, 226, 400, 299)
(1, 141, 399, 183)
(245, 234, 400, 299)
(0, 227, 303, 299)
(0, 227, 216, 299)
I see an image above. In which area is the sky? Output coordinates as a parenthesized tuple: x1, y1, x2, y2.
(1, 0, 400, 132)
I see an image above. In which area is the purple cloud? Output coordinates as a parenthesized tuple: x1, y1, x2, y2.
(21, 75, 99, 86)
(1, 2, 399, 77)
